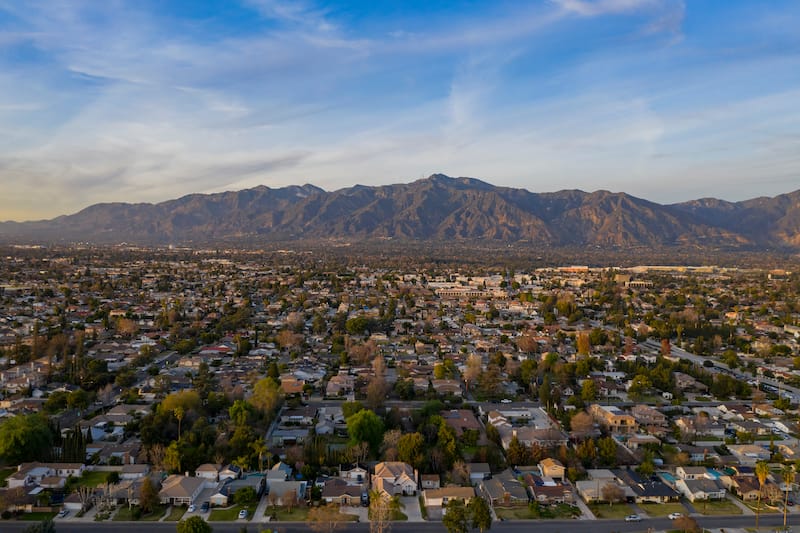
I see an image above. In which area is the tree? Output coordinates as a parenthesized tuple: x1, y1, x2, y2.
(756, 460, 769, 529)
(783, 464, 795, 529)
(234, 486, 258, 505)
(580, 380, 597, 403)
(442, 498, 468, 533)
(139, 476, 159, 514)
(307, 504, 347, 533)
(249, 377, 283, 418)
(601, 482, 624, 505)
(506, 435, 531, 466)
(176, 515, 213, 533)
(0, 413, 54, 464)
(346, 410, 384, 456)
(463, 354, 482, 390)
(368, 490, 392, 533)
(397, 433, 425, 470)
(570, 411, 594, 436)
(674, 515, 701, 533)
(22, 520, 55, 533)
(597, 436, 617, 466)
(467, 496, 492, 533)
(174, 406, 185, 440)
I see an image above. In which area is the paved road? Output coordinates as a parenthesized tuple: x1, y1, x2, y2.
(6, 513, 798, 532)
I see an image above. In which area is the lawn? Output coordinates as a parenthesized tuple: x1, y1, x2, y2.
(113, 505, 168, 521)
(209, 503, 258, 521)
(0, 467, 16, 488)
(164, 506, 188, 521)
(638, 502, 687, 517)
(72, 471, 108, 489)
(695, 499, 743, 515)
(18, 512, 58, 521)
(390, 510, 408, 521)
(495, 504, 580, 520)
(267, 506, 310, 521)
(745, 501, 782, 514)
(588, 503, 635, 519)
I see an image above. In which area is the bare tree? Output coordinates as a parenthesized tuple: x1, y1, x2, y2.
(307, 504, 348, 533)
(601, 482, 624, 505)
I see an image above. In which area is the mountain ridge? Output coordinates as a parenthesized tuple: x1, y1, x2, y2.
(1, 174, 799, 249)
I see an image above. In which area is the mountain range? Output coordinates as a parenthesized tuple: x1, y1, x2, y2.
(2, 174, 800, 249)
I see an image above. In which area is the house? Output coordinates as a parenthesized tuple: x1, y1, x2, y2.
(523, 474, 574, 505)
(539, 458, 565, 481)
(676, 466, 711, 480)
(588, 404, 637, 434)
(613, 469, 679, 503)
(267, 480, 307, 505)
(728, 445, 771, 467)
(467, 463, 491, 485)
(219, 464, 242, 481)
(372, 462, 418, 497)
(7, 462, 86, 489)
(227, 475, 267, 499)
(195, 463, 221, 481)
(675, 478, 726, 502)
(339, 464, 368, 485)
(159, 475, 205, 505)
(478, 469, 528, 506)
(730, 475, 763, 501)
(120, 464, 150, 480)
(423, 486, 475, 508)
(441, 409, 482, 437)
(420, 474, 441, 490)
(322, 478, 365, 506)
(625, 434, 661, 451)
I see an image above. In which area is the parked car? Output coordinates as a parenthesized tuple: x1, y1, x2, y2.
(238, 509, 249, 519)
(668, 512, 683, 520)
(625, 515, 642, 522)
(188, 504, 196, 513)
(200, 501, 210, 512)
(57, 509, 69, 518)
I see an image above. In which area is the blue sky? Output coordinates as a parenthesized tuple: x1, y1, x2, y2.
(0, 0, 798, 221)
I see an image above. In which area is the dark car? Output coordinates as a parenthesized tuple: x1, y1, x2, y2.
(200, 501, 210, 512)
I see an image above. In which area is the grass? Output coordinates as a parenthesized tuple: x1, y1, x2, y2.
(745, 502, 782, 514)
(209, 503, 258, 521)
(390, 510, 408, 521)
(695, 499, 743, 515)
(638, 502, 687, 517)
(267, 506, 310, 521)
(588, 503, 635, 519)
(418, 496, 428, 520)
(495, 504, 580, 520)
(0, 467, 16, 488)
(18, 512, 58, 521)
(164, 506, 188, 521)
(73, 471, 108, 488)
(113, 505, 168, 521)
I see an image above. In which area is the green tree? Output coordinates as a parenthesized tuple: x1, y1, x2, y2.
(467, 496, 492, 533)
(346, 410, 384, 456)
(397, 432, 425, 470)
(249, 377, 283, 418)
(506, 435, 531, 466)
(0, 413, 54, 464)
(580, 380, 597, 403)
(442, 498, 469, 533)
(176, 515, 212, 533)
(782, 464, 795, 529)
(234, 486, 258, 505)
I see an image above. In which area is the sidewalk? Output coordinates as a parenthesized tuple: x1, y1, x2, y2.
(573, 497, 596, 520)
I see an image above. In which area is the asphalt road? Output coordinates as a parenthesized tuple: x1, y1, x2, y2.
(4, 514, 796, 533)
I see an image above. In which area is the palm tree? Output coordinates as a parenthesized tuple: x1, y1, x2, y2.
(756, 460, 770, 529)
(251, 438, 268, 472)
(173, 406, 184, 440)
(783, 464, 795, 529)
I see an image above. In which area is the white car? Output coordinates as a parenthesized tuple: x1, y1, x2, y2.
(188, 504, 196, 513)
(238, 509, 249, 519)
(668, 512, 683, 520)
(625, 514, 642, 522)
(500, 399, 512, 404)
(57, 509, 69, 518)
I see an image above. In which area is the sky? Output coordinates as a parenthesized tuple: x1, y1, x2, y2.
(0, 0, 799, 221)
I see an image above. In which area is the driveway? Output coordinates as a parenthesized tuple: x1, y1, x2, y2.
(400, 496, 424, 522)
